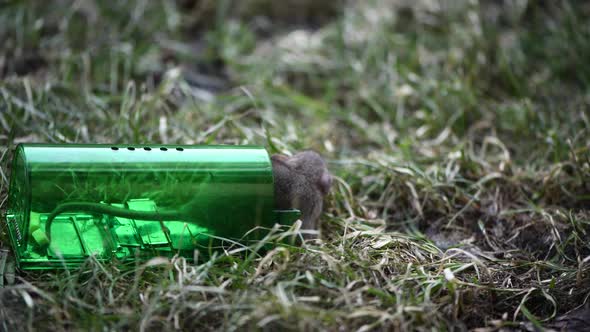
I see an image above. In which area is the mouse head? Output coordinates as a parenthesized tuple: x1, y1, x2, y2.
(279, 150, 332, 196)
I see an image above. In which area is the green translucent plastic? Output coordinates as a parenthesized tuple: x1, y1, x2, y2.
(5, 144, 300, 270)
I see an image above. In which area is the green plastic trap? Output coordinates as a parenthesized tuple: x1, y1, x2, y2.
(4, 144, 300, 270)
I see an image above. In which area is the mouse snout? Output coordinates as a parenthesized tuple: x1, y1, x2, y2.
(319, 172, 332, 195)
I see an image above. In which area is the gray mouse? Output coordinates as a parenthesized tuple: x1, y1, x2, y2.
(271, 151, 332, 236)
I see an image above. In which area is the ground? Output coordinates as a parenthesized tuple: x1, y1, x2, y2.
(1, 0, 589, 331)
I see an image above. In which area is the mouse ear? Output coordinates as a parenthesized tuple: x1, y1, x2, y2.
(318, 172, 332, 195)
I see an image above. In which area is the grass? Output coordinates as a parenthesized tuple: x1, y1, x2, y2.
(1, 0, 589, 330)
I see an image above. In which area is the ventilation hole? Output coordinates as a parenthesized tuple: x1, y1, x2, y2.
(127, 147, 135, 151)
(176, 147, 184, 151)
(160, 147, 168, 151)
(144, 147, 152, 151)
(111, 147, 119, 151)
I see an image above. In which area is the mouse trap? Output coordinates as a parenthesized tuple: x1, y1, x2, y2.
(4, 144, 300, 270)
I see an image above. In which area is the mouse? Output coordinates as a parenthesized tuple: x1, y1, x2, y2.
(271, 150, 332, 236)
(42, 150, 332, 243)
